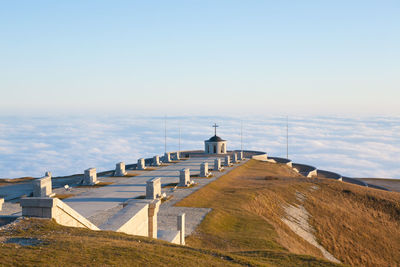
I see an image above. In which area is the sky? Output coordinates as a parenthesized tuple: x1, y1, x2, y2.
(0, 115, 399, 179)
(0, 1, 399, 115)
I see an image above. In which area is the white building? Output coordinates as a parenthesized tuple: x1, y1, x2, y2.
(204, 123, 227, 154)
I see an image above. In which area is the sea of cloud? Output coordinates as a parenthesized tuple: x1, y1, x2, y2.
(0, 115, 399, 179)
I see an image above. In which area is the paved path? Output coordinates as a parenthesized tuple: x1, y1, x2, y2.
(63, 157, 223, 219)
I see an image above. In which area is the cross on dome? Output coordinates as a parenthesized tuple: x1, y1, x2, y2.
(212, 123, 219, 136)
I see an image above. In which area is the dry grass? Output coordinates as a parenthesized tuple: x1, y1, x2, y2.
(177, 160, 338, 266)
(0, 218, 259, 267)
(177, 159, 400, 266)
(0, 177, 35, 187)
(304, 179, 400, 266)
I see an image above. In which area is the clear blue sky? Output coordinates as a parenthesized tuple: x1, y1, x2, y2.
(0, 1, 399, 115)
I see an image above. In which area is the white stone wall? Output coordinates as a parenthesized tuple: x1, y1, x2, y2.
(0, 198, 4, 211)
(20, 197, 99, 230)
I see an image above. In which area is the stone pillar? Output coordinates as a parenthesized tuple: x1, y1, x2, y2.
(83, 168, 98, 185)
(238, 151, 244, 160)
(137, 158, 146, 170)
(114, 162, 127, 176)
(200, 162, 209, 177)
(214, 158, 221, 171)
(148, 199, 161, 239)
(178, 168, 190, 187)
(33, 172, 54, 197)
(232, 153, 238, 163)
(177, 213, 185, 245)
(224, 155, 231, 166)
(0, 198, 4, 211)
(164, 152, 171, 163)
(152, 155, 161, 166)
(146, 177, 162, 199)
(172, 152, 180, 160)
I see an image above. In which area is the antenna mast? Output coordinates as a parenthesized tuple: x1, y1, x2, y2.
(286, 116, 289, 159)
(241, 120, 243, 152)
(178, 121, 181, 154)
(164, 115, 167, 154)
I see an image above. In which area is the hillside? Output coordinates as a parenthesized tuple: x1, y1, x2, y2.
(177, 160, 400, 266)
(1, 159, 399, 266)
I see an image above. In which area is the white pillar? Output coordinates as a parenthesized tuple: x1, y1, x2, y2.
(33, 172, 54, 197)
(164, 152, 171, 163)
(177, 213, 185, 245)
(178, 168, 190, 187)
(148, 200, 161, 239)
(146, 177, 162, 200)
(137, 158, 146, 170)
(214, 158, 221, 171)
(238, 151, 244, 160)
(0, 198, 4, 211)
(114, 162, 127, 176)
(200, 162, 209, 177)
(83, 168, 98, 185)
(232, 153, 238, 163)
(152, 155, 161, 166)
(224, 155, 231, 166)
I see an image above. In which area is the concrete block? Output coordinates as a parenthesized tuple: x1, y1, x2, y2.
(114, 162, 127, 176)
(137, 158, 146, 170)
(83, 168, 98, 185)
(237, 151, 244, 160)
(232, 153, 238, 163)
(214, 158, 222, 171)
(224, 155, 231, 166)
(0, 198, 3, 211)
(33, 172, 53, 197)
(146, 177, 162, 200)
(178, 168, 191, 187)
(200, 162, 209, 177)
(152, 155, 161, 166)
(164, 152, 171, 163)
(177, 213, 185, 245)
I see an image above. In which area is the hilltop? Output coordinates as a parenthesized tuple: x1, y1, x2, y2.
(1, 160, 399, 266)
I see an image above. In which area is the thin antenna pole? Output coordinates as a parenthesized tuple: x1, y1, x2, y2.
(178, 121, 181, 154)
(286, 116, 289, 159)
(240, 120, 243, 152)
(164, 115, 167, 154)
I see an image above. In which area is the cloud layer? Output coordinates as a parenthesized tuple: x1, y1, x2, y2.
(0, 115, 399, 179)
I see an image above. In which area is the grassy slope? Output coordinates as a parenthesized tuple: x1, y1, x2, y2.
(178, 160, 400, 266)
(177, 160, 339, 266)
(1, 160, 399, 266)
(0, 219, 256, 267)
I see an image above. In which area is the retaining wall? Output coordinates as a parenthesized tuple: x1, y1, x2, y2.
(20, 197, 99, 230)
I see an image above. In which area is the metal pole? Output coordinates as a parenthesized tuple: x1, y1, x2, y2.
(241, 120, 243, 152)
(286, 116, 289, 159)
(178, 121, 181, 154)
(164, 115, 167, 154)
